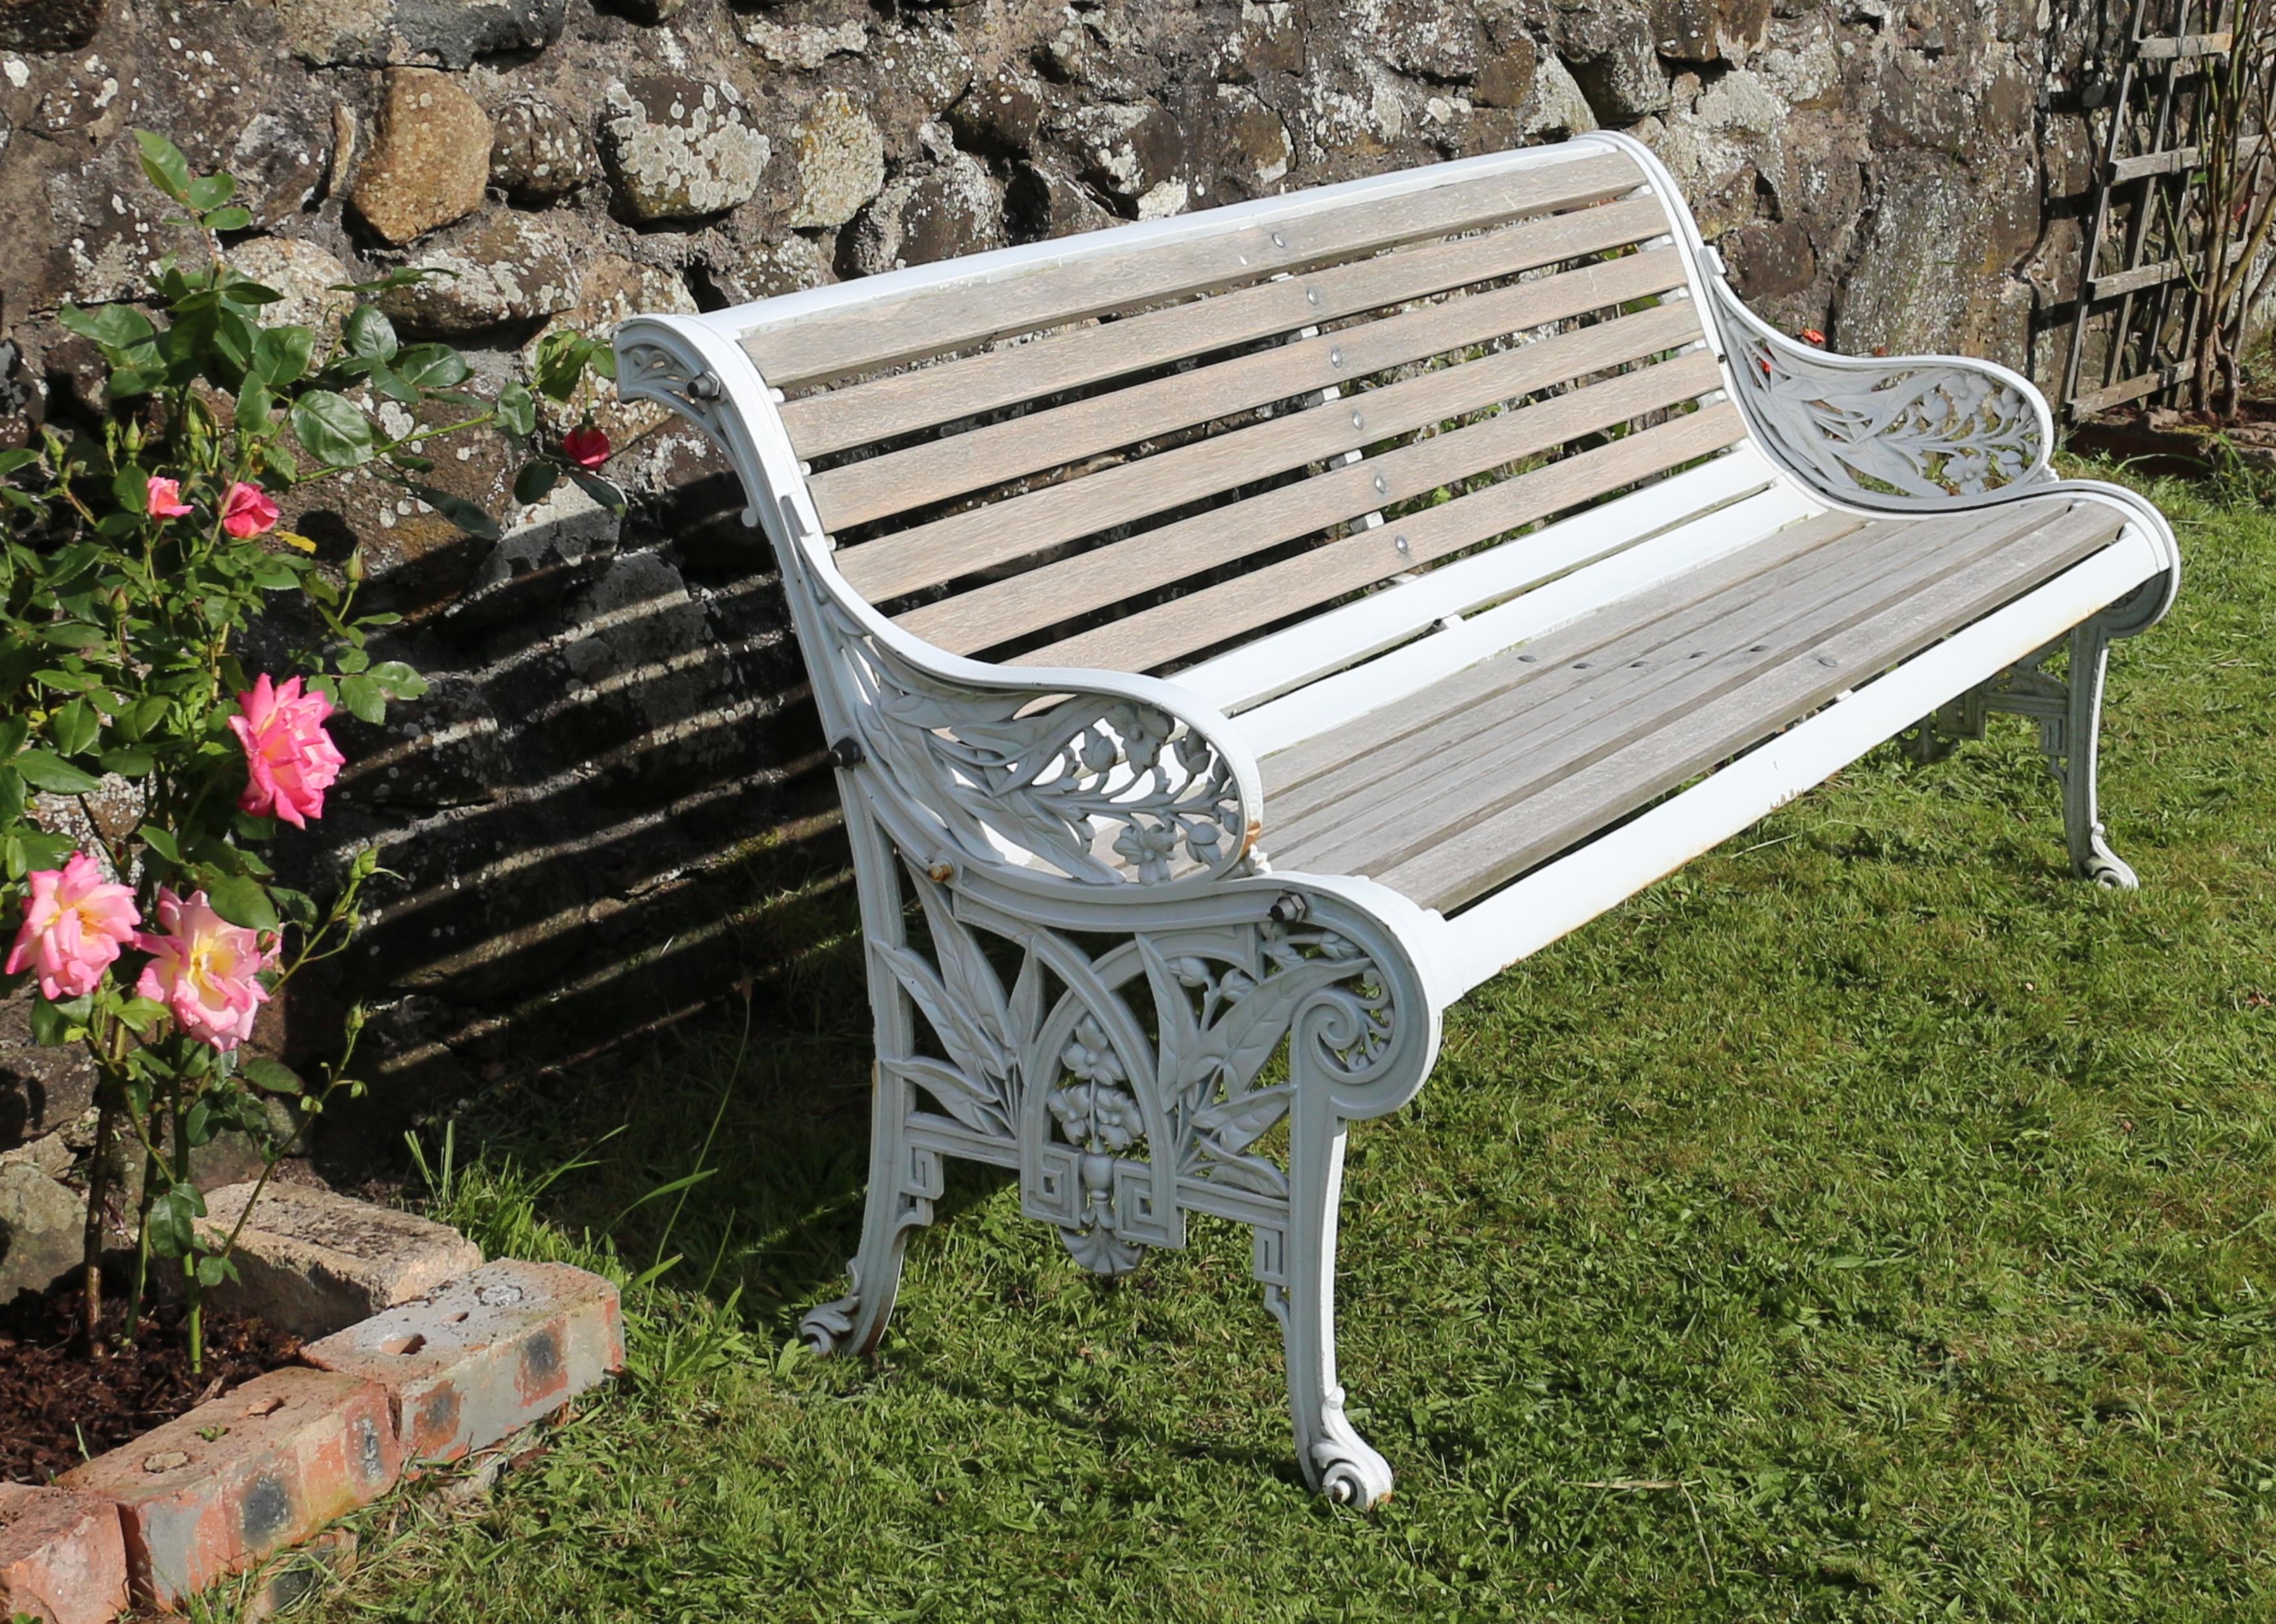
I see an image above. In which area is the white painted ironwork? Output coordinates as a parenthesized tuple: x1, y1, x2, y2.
(617, 132, 2179, 1509)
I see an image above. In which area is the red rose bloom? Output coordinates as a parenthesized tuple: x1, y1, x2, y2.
(562, 424, 611, 470)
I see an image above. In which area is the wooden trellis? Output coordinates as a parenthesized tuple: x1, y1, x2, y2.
(2062, 1, 2247, 419)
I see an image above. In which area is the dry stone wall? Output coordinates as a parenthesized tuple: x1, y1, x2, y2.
(0, 0, 2118, 1142)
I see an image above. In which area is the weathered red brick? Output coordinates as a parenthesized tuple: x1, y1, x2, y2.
(61, 1367, 399, 1608)
(304, 1259, 623, 1467)
(0, 1484, 129, 1624)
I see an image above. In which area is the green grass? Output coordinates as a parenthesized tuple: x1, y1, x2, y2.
(258, 467, 2273, 1623)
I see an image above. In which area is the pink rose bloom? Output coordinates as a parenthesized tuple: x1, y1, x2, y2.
(228, 673, 345, 830)
(4, 852, 140, 1002)
(220, 480, 280, 539)
(133, 887, 276, 1052)
(146, 476, 194, 519)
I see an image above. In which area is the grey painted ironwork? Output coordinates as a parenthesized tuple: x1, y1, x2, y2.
(1706, 278, 2052, 508)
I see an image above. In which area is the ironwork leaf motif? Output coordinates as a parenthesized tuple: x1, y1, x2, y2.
(884, 1055, 1012, 1140)
(876, 943, 1014, 1138)
(1711, 284, 2044, 504)
(820, 599, 1250, 885)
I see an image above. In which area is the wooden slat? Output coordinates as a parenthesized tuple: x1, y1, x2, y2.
(1013, 397, 1745, 676)
(781, 196, 1676, 458)
(1264, 510, 1989, 847)
(813, 247, 1691, 533)
(1280, 503, 2100, 884)
(2067, 362, 2193, 417)
(1184, 452, 1792, 722)
(2111, 146, 2200, 183)
(1372, 504, 2127, 909)
(2134, 31, 2230, 60)
(892, 304, 1705, 649)
(856, 275, 1712, 605)
(1258, 508, 1876, 809)
(2089, 256, 2190, 300)
(2110, 133, 2262, 183)
(741, 151, 1646, 387)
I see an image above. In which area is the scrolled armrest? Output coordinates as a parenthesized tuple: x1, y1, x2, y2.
(1707, 278, 2053, 510)
(814, 585, 1264, 889)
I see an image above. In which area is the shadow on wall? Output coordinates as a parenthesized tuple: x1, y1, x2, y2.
(276, 428, 869, 1161)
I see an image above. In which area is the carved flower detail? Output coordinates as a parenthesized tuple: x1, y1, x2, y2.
(1077, 733, 1117, 775)
(1061, 1015, 1124, 1085)
(1105, 704, 1167, 772)
(1946, 449, 1992, 491)
(1049, 1016, 1141, 1152)
(1113, 820, 1182, 882)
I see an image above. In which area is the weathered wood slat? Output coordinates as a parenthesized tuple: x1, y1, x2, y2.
(2067, 363, 2193, 417)
(1267, 512, 1965, 850)
(780, 196, 1676, 459)
(890, 305, 1706, 648)
(814, 248, 1691, 533)
(1273, 503, 2071, 876)
(1372, 503, 2128, 909)
(1012, 397, 1745, 676)
(2134, 31, 2231, 60)
(2089, 237, 2247, 300)
(2109, 133, 2262, 183)
(850, 296, 1702, 603)
(741, 151, 1646, 388)
(1258, 508, 1874, 808)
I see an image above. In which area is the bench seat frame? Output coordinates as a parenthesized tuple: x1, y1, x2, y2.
(617, 132, 2179, 1507)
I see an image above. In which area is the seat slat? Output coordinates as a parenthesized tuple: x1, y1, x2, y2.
(1373, 503, 2128, 909)
(743, 151, 1647, 389)
(892, 304, 1706, 652)
(1182, 451, 1794, 723)
(1258, 507, 1873, 811)
(780, 196, 1676, 459)
(1273, 506, 2048, 871)
(1012, 397, 1745, 676)
(1264, 515, 1942, 853)
(812, 248, 1692, 533)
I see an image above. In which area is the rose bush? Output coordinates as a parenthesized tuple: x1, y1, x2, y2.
(0, 132, 619, 1366)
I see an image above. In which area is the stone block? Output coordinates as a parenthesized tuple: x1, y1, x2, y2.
(194, 1183, 482, 1339)
(303, 1260, 624, 1467)
(62, 1367, 400, 1609)
(0, 1484, 129, 1624)
(350, 69, 492, 245)
(0, 1162, 83, 1307)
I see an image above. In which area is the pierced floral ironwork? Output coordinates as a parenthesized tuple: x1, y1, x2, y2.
(820, 599, 1253, 885)
(1710, 283, 2048, 504)
(862, 867, 1405, 1274)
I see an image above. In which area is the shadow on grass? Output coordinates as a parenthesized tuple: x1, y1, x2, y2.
(399, 881, 1021, 1336)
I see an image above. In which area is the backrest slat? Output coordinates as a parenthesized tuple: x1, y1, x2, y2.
(1010, 401, 1747, 677)
(851, 297, 1701, 608)
(781, 194, 1674, 460)
(892, 316, 1714, 656)
(743, 150, 1646, 389)
(723, 141, 1737, 692)
(812, 245, 1692, 534)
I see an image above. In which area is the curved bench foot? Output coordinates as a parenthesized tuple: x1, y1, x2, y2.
(2078, 826, 2139, 891)
(1967, 617, 2145, 891)
(802, 1064, 930, 1357)
(2055, 623, 2142, 891)
(1265, 1092, 1396, 1510)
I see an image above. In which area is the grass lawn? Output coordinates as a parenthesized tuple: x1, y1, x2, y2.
(265, 467, 2272, 1623)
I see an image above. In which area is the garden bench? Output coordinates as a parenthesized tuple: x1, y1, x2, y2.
(617, 131, 2178, 1506)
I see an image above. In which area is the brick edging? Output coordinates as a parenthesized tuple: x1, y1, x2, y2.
(3, 1259, 622, 1618)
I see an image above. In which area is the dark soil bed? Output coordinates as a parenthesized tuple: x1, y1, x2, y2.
(1, 1280, 302, 1483)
